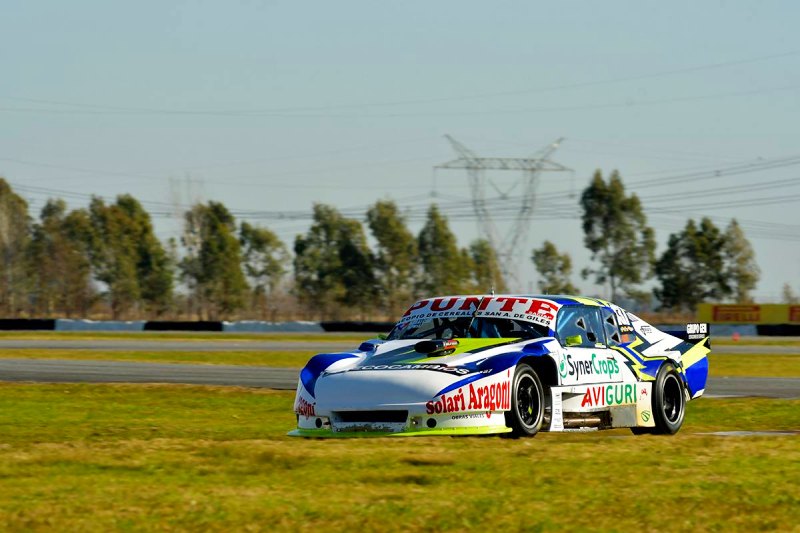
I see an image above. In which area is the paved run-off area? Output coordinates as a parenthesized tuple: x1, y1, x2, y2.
(0, 358, 798, 398)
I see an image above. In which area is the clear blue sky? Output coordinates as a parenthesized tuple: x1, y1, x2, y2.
(2, 1, 799, 301)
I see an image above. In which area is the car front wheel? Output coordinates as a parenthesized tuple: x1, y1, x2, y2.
(506, 363, 545, 437)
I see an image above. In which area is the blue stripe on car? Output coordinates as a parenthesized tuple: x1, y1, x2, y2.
(300, 353, 359, 398)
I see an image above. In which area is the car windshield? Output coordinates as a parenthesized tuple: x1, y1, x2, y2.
(387, 317, 548, 340)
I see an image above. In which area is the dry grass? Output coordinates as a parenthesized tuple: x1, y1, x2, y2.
(709, 353, 800, 377)
(0, 349, 312, 367)
(0, 383, 798, 531)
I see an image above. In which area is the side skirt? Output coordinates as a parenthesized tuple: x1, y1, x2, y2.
(545, 383, 655, 431)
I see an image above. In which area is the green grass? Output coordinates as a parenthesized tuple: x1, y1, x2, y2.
(0, 383, 798, 531)
(713, 337, 800, 347)
(709, 353, 800, 377)
(0, 349, 314, 367)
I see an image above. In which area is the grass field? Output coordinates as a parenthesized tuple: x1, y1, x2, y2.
(708, 353, 800, 377)
(0, 383, 798, 532)
(713, 337, 800, 347)
(0, 349, 313, 368)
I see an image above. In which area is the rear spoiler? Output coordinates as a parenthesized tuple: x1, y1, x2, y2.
(664, 323, 711, 348)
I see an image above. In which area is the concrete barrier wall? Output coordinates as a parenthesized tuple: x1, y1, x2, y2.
(5, 319, 326, 333)
(223, 321, 324, 333)
(56, 319, 146, 331)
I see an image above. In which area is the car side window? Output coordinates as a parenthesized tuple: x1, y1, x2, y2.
(601, 308, 621, 346)
(556, 306, 606, 348)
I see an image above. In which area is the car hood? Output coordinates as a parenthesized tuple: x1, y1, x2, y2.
(352, 337, 532, 368)
(309, 337, 559, 410)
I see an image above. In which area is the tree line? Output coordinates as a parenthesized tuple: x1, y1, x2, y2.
(0, 171, 767, 320)
(531, 170, 761, 312)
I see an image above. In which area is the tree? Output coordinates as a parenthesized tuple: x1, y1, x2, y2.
(366, 200, 418, 315)
(294, 204, 376, 319)
(782, 283, 799, 304)
(417, 205, 471, 295)
(338, 218, 377, 313)
(722, 219, 759, 303)
(89, 195, 174, 318)
(28, 199, 95, 317)
(469, 239, 506, 293)
(654, 218, 731, 312)
(580, 170, 656, 301)
(532, 240, 578, 294)
(0, 178, 32, 316)
(240, 222, 289, 319)
(179, 202, 247, 319)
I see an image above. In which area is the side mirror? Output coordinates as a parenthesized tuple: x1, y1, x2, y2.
(565, 334, 583, 347)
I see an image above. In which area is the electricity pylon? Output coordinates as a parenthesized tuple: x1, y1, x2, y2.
(436, 135, 570, 288)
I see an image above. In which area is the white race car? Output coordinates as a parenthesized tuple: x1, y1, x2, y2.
(290, 295, 710, 437)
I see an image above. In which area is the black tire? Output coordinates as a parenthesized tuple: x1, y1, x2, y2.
(634, 363, 685, 435)
(505, 364, 546, 437)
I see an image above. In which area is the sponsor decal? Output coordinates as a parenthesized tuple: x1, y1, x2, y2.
(619, 324, 634, 334)
(641, 410, 651, 422)
(580, 384, 637, 407)
(712, 305, 760, 323)
(451, 413, 489, 420)
(686, 323, 708, 340)
(640, 325, 652, 335)
(296, 397, 316, 417)
(402, 299, 430, 317)
(612, 305, 631, 325)
(426, 380, 511, 414)
(560, 353, 620, 381)
(348, 363, 478, 376)
(639, 387, 648, 399)
(426, 388, 466, 414)
(399, 296, 561, 327)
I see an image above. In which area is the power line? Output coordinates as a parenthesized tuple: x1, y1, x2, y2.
(4, 84, 797, 119)
(1, 49, 797, 116)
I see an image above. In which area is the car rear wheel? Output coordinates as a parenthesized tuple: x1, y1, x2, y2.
(505, 364, 545, 437)
(631, 363, 686, 435)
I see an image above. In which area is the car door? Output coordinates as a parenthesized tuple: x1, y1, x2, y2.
(555, 305, 623, 385)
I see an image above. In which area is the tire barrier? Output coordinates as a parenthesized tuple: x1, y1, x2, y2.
(756, 324, 800, 336)
(0, 319, 56, 330)
(320, 321, 394, 333)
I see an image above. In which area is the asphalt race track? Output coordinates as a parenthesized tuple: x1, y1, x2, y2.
(0, 358, 298, 389)
(0, 338, 798, 398)
(0, 358, 798, 398)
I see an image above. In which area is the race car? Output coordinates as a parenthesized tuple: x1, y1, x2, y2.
(289, 295, 710, 437)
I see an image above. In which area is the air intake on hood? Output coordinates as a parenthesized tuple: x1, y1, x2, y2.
(414, 339, 459, 356)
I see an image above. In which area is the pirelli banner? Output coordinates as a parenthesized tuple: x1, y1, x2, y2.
(697, 304, 800, 324)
